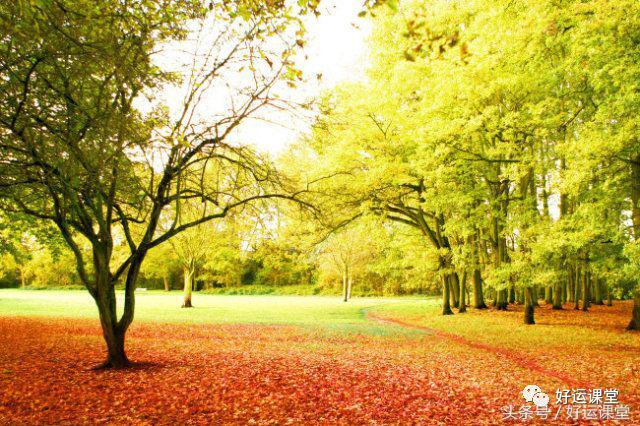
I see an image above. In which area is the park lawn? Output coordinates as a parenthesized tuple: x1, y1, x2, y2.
(0, 290, 638, 424)
(0, 289, 427, 335)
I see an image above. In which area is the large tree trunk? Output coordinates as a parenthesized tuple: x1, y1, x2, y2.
(552, 281, 563, 310)
(91, 248, 140, 369)
(182, 262, 194, 308)
(101, 321, 128, 368)
(95, 296, 129, 368)
(593, 276, 604, 305)
(532, 285, 540, 307)
(442, 275, 453, 315)
(524, 286, 535, 325)
(496, 288, 508, 310)
(628, 159, 640, 328)
(450, 273, 460, 309)
(472, 269, 487, 309)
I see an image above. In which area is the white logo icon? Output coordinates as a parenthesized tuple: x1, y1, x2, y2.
(523, 385, 549, 407)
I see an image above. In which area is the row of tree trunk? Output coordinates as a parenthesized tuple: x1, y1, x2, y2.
(441, 266, 625, 326)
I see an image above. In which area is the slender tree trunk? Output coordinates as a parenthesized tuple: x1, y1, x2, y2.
(19, 268, 27, 288)
(524, 286, 535, 325)
(347, 272, 352, 301)
(342, 266, 348, 302)
(627, 293, 640, 330)
(516, 288, 524, 305)
(458, 272, 467, 313)
(182, 262, 194, 308)
(442, 275, 453, 315)
(472, 269, 487, 309)
(574, 264, 581, 310)
(582, 268, 590, 311)
(607, 288, 613, 307)
(567, 265, 574, 303)
(508, 284, 516, 304)
(545, 286, 553, 304)
(163, 274, 169, 291)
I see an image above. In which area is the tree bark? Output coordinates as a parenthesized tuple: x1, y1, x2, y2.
(545, 286, 553, 304)
(20, 268, 27, 288)
(346, 272, 352, 301)
(496, 288, 508, 310)
(101, 322, 128, 368)
(524, 286, 535, 325)
(567, 265, 574, 303)
(163, 274, 170, 291)
(582, 268, 590, 311)
(92, 250, 131, 369)
(450, 273, 460, 309)
(628, 159, 640, 328)
(342, 266, 348, 302)
(627, 293, 640, 330)
(573, 264, 581, 310)
(458, 272, 467, 313)
(472, 269, 487, 309)
(552, 281, 563, 310)
(442, 275, 453, 315)
(182, 262, 194, 308)
(593, 276, 604, 305)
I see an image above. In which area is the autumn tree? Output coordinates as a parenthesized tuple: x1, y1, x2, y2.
(0, 0, 319, 367)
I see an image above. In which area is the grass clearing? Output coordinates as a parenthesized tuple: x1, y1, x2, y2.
(0, 289, 432, 334)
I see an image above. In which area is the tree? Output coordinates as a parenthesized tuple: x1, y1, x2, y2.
(318, 220, 381, 302)
(0, 0, 319, 367)
(168, 216, 220, 308)
(142, 241, 180, 291)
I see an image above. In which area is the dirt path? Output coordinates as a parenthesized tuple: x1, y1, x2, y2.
(367, 312, 590, 388)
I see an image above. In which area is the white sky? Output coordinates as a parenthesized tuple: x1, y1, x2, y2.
(145, 1, 371, 155)
(233, 1, 371, 154)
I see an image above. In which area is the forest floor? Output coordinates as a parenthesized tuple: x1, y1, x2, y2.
(0, 290, 638, 425)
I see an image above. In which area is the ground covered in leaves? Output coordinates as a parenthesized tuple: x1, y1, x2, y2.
(0, 294, 638, 425)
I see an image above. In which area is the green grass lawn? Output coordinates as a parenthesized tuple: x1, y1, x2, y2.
(0, 289, 433, 333)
